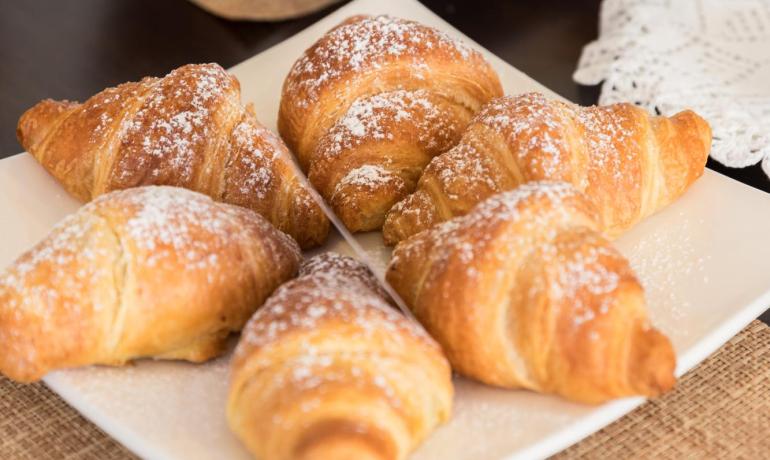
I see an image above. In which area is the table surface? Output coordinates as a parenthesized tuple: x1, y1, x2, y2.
(0, 0, 767, 324)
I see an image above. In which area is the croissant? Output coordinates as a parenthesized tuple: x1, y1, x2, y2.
(386, 181, 676, 404)
(0, 186, 302, 383)
(279, 15, 502, 232)
(383, 92, 712, 244)
(17, 63, 328, 249)
(228, 253, 453, 460)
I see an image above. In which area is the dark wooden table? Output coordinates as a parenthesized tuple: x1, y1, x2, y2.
(0, 0, 768, 323)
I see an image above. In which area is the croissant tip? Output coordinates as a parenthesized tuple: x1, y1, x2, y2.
(631, 323, 677, 397)
(294, 421, 394, 460)
(0, 329, 39, 383)
(671, 109, 713, 156)
(17, 99, 76, 153)
(381, 229, 398, 247)
(381, 215, 401, 246)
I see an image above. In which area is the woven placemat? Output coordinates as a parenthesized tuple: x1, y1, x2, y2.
(556, 319, 770, 459)
(1, 321, 768, 460)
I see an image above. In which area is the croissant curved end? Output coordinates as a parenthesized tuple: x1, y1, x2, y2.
(16, 99, 77, 156)
(382, 189, 438, 246)
(0, 303, 47, 382)
(671, 109, 713, 163)
(294, 419, 395, 460)
(628, 322, 677, 397)
(289, 188, 331, 249)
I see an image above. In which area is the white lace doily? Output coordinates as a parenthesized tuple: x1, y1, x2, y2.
(574, 0, 770, 177)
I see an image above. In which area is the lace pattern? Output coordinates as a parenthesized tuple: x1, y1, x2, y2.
(574, 0, 770, 177)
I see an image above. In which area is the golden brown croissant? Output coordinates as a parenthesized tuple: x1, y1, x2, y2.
(0, 186, 302, 383)
(386, 181, 676, 404)
(279, 15, 502, 232)
(17, 63, 328, 249)
(383, 92, 712, 244)
(228, 253, 453, 460)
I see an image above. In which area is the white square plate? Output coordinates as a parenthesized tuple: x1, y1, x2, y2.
(2, 0, 770, 459)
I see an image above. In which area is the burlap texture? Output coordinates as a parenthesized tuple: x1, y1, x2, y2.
(1, 321, 768, 459)
(556, 320, 770, 459)
(0, 378, 135, 459)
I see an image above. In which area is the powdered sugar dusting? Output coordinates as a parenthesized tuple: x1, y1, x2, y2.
(555, 244, 620, 304)
(390, 92, 650, 238)
(474, 92, 637, 184)
(389, 181, 644, 383)
(285, 15, 479, 108)
(220, 112, 326, 248)
(433, 142, 503, 202)
(0, 186, 299, 320)
(387, 94, 574, 239)
(478, 93, 644, 217)
(241, 253, 430, 349)
(227, 119, 279, 199)
(334, 165, 398, 195)
(48, 62, 324, 247)
(476, 93, 570, 179)
(235, 253, 438, 412)
(624, 213, 710, 338)
(0, 186, 300, 373)
(88, 82, 149, 142)
(390, 182, 629, 331)
(546, 230, 622, 327)
(391, 182, 583, 283)
(116, 64, 238, 185)
(115, 186, 262, 269)
(312, 89, 466, 228)
(569, 102, 638, 184)
(0, 210, 111, 319)
(318, 89, 454, 162)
